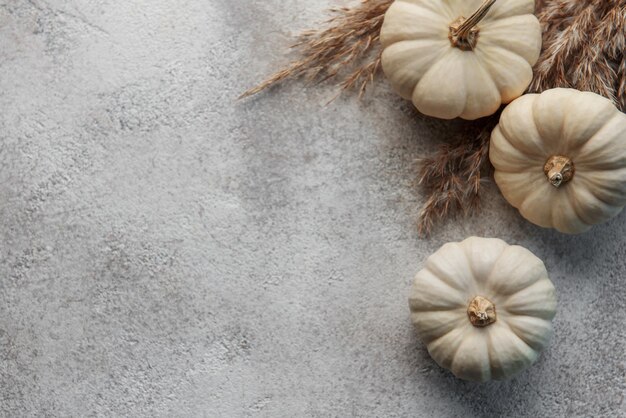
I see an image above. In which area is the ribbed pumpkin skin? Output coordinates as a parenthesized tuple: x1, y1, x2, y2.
(410, 237, 556, 382)
(380, 0, 541, 120)
(490, 88, 626, 233)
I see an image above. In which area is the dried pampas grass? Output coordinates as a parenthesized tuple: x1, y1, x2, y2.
(417, 114, 498, 236)
(239, 0, 392, 99)
(529, 0, 626, 111)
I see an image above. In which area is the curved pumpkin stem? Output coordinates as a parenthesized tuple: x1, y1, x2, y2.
(449, 0, 497, 51)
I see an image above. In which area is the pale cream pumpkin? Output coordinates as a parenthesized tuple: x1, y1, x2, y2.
(410, 237, 556, 382)
(380, 0, 541, 120)
(490, 88, 626, 233)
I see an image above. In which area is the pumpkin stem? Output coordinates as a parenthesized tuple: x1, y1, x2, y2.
(544, 155, 575, 188)
(467, 296, 496, 327)
(449, 0, 497, 51)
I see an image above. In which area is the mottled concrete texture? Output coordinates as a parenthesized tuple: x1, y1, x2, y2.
(0, 0, 624, 416)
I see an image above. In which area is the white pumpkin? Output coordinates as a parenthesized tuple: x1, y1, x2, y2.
(410, 237, 556, 382)
(380, 0, 541, 120)
(490, 88, 626, 233)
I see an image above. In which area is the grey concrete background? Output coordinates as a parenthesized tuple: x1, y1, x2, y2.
(0, 0, 624, 416)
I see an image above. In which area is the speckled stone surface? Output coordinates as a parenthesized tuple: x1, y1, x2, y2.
(0, 1, 624, 416)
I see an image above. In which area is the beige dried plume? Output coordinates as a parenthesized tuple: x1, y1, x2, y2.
(239, 0, 392, 100)
(529, 0, 626, 111)
(416, 115, 498, 236)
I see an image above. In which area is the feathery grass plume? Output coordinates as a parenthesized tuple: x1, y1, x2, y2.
(529, 0, 626, 111)
(239, 0, 392, 99)
(417, 113, 499, 236)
